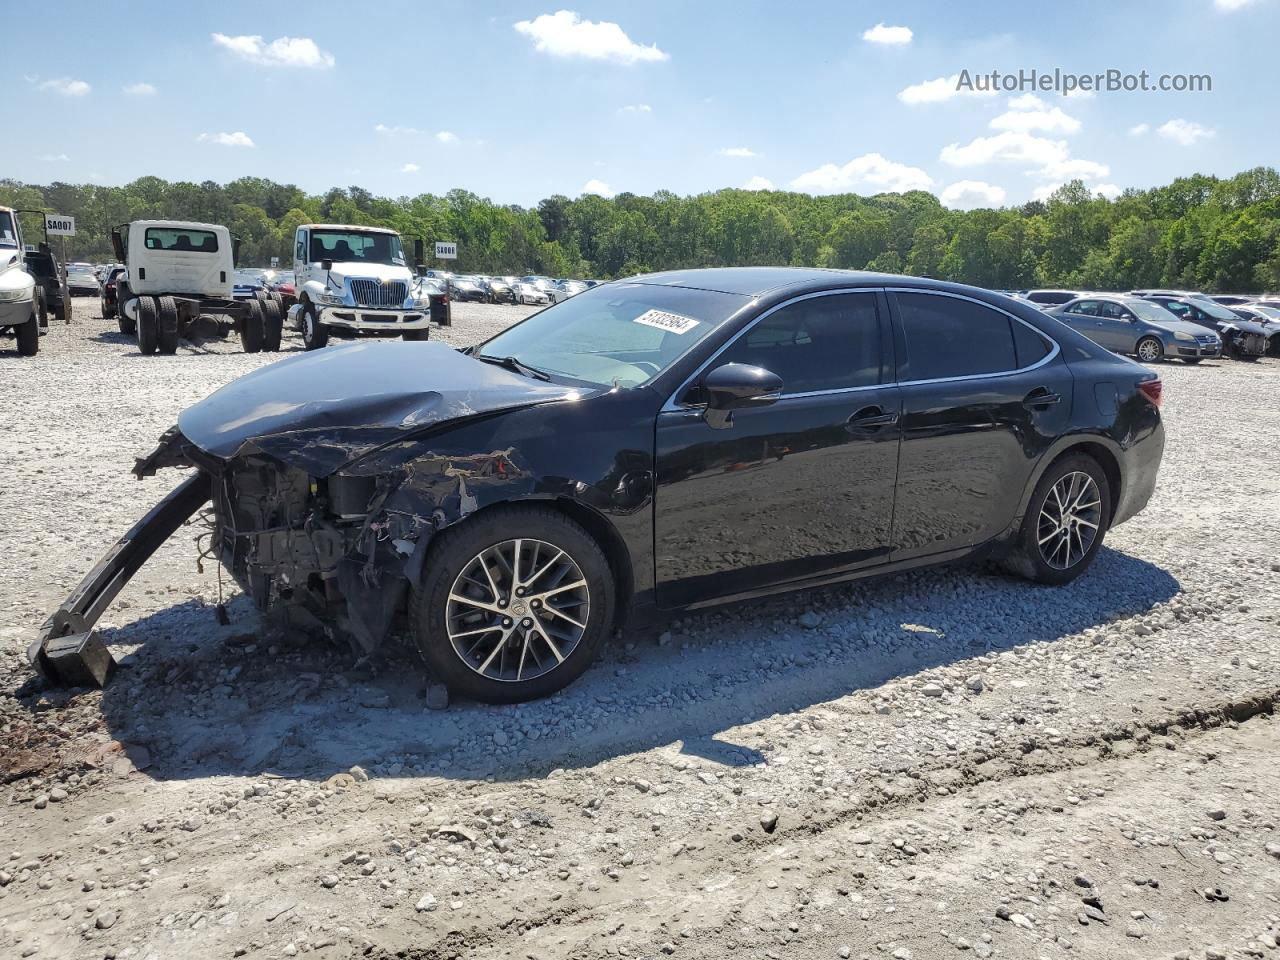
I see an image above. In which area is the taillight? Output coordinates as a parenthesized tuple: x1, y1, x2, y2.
(1138, 378, 1162, 408)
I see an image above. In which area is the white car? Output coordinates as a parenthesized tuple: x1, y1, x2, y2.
(513, 281, 552, 305)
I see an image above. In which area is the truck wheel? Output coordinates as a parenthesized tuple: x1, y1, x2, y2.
(261, 298, 283, 351)
(137, 296, 159, 355)
(35, 291, 49, 328)
(301, 303, 329, 350)
(403, 329, 430, 341)
(240, 299, 264, 353)
(157, 296, 180, 354)
(15, 313, 39, 356)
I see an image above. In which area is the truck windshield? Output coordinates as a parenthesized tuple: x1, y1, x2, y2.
(0, 212, 16, 248)
(310, 230, 404, 265)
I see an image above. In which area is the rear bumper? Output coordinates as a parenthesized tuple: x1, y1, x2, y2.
(1112, 419, 1165, 528)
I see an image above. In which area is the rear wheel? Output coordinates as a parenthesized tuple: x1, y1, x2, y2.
(1004, 454, 1111, 586)
(1135, 336, 1163, 363)
(157, 296, 179, 354)
(136, 296, 158, 354)
(261, 298, 283, 351)
(15, 312, 39, 356)
(300, 302, 328, 350)
(239, 299, 264, 353)
(411, 507, 615, 703)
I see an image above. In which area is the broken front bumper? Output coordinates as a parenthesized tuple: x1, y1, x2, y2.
(27, 473, 211, 687)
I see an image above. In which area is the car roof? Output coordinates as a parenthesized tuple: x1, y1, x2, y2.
(302, 223, 399, 234)
(130, 220, 228, 232)
(623, 267, 1015, 301)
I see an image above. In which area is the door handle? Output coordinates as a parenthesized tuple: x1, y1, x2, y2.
(1023, 388, 1061, 408)
(846, 405, 899, 429)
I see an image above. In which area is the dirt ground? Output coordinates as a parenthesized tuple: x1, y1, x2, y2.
(0, 297, 1278, 960)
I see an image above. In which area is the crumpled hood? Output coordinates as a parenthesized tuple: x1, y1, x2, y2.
(177, 341, 579, 475)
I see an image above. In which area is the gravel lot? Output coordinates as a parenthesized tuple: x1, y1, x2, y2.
(1, 296, 1279, 960)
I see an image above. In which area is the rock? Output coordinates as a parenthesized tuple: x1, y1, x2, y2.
(493, 730, 509, 747)
(349, 766, 369, 782)
(1264, 842, 1280, 860)
(96, 912, 118, 930)
(319, 874, 339, 888)
(838, 948, 851, 959)
(1010, 914, 1034, 930)
(760, 811, 779, 834)
(1206, 808, 1226, 821)
(798, 612, 822, 630)
(415, 893, 438, 912)
(49, 788, 68, 803)
(34, 795, 48, 809)
(965, 675, 984, 693)
(892, 950, 912, 960)
(657, 631, 672, 647)
(660, 943, 677, 955)
(424, 685, 449, 711)
(1206, 950, 1227, 960)
(921, 683, 945, 698)
(1073, 874, 1094, 888)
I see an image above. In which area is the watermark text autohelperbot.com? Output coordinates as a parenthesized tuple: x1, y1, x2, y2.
(957, 68, 1211, 95)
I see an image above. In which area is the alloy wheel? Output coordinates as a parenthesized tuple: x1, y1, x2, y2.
(1036, 471, 1102, 570)
(1137, 338, 1161, 362)
(446, 538, 590, 683)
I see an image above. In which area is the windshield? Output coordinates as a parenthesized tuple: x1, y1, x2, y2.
(310, 230, 403, 265)
(1193, 299, 1242, 321)
(1126, 299, 1180, 323)
(0, 211, 16, 248)
(1250, 305, 1280, 319)
(477, 282, 749, 388)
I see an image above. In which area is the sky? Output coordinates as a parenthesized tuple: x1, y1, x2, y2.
(12, 0, 1280, 210)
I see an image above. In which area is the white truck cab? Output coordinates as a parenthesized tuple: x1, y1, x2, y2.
(0, 206, 41, 356)
(292, 223, 441, 350)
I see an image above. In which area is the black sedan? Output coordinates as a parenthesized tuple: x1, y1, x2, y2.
(31, 269, 1166, 703)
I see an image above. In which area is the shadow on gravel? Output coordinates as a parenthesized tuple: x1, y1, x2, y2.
(43, 544, 1178, 785)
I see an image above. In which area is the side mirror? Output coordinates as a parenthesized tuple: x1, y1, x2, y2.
(701, 363, 782, 429)
(232, 236, 242, 267)
(413, 238, 424, 268)
(321, 259, 333, 272)
(110, 230, 125, 262)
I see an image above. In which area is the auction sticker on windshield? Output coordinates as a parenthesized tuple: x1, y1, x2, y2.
(633, 309, 699, 334)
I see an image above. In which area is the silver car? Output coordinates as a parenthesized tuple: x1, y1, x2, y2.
(1048, 294, 1221, 364)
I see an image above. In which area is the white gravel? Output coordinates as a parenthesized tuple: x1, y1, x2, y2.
(1, 297, 1278, 960)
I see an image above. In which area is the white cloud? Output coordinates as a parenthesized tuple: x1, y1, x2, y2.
(1129, 123, 1151, 136)
(719, 146, 756, 158)
(1215, 0, 1260, 10)
(581, 178, 616, 197)
(791, 153, 933, 193)
(38, 77, 91, 97)
(42, 153, 71, 162)
(862, 23, 913, 45)
(514, 11, 668, 64)
(1063, 88, 1096, 100)
(990, 95, 1081, 134)
(1032, 183, 1063, 202)
(196, 131, 255, 147)
(400, 163, 420, 173)
(742, 176, 774, 190)
(619, 103, 653, 114)
(940, 180, 1007, 210)
(1158, 118, 1215, 145)
(898, 74, 997, 105)
(435, 131, 458, 144)
(375, 123, 424, 136)
(1094, 183, 1122, 200)
(1037, 157, 1110, 180)
(123, 82, 157, 96)
(941, 131, 1068, 168)
(211, 33, 335, 68)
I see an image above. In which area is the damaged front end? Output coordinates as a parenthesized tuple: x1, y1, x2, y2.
(30, 341, 579, 687)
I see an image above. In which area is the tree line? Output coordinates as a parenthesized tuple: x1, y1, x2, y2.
(3, 167, 1279, 292)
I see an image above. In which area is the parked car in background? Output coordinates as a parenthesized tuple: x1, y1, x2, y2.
(551, 279, 589, 302)
(66, 263, 99, 295)
(100, 266, 126, 320)
(512, 279, 552, 305)
(1047, 294, 1220, 364)
(1024, 289, 1080, 307)
(483, 276, 517, 304)
(34, 269, 1166, 702)
(267, 272, 297, 311)
(1137, 294, 1268, 361)
(1210, 295, 1255, 306)
(1227, 305, 1280, 356)
(449, 275, 488, 303)
(24, 248, 70, 325)
(232, 268, 270, 301)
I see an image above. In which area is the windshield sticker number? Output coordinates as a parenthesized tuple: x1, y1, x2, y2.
(633, 309, 699, 335)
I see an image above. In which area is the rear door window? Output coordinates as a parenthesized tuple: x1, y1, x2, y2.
(145, 228, 218, 253)
(896, 292, 1018, 381)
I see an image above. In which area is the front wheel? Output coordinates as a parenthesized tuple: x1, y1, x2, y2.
(300, 302, 328, 350)
(402, 329, 430, 341)
(15, 315, 39, 356)
(1135, 337, 1163, 363)
(411, 507, 615, 703)
(1004, 454, 1111, 586)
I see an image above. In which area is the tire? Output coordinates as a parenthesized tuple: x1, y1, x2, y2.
(300, 302, 328, 351)
(136, 296, 159, 355)
(402, 329, 430, 341)
(15, 313, 39, 356)
(56, 298, 69, 324)
(260, 298, 283, 351)
(157, 296, 179, 354)
(101, 296, 115, 319)
(35, 291, 49, 328)
(1135, 336, 1163, 363)
(1004, 453, 1111, 586)
(411, 506, 615, 704)
(239, 299, 264, 353)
